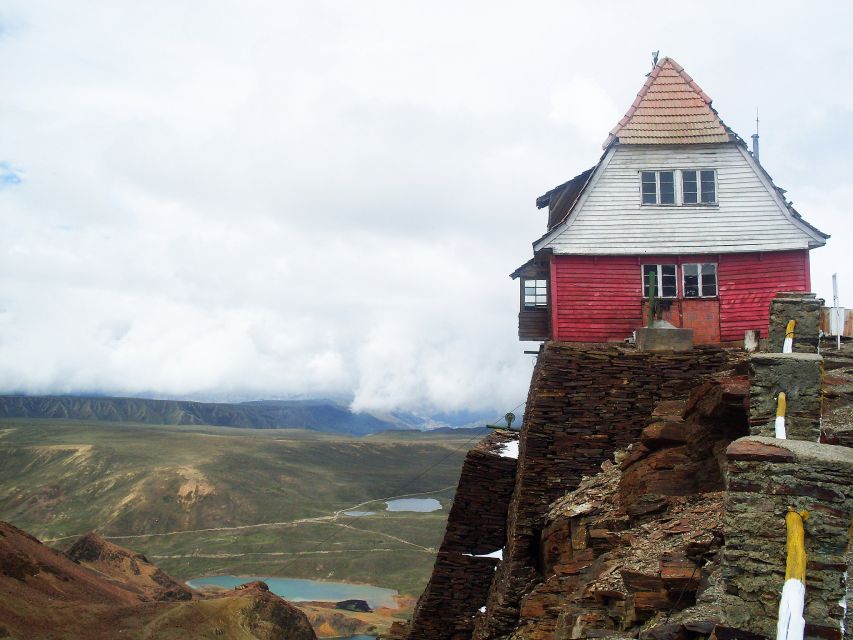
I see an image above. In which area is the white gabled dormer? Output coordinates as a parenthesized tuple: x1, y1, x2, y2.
(533, 58, 828, 256)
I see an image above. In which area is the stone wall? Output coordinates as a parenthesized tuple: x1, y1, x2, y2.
(403, 432, 518, 640)
(748, 352, 823, 441)
(768, 292, 823, 353)
(723, 437, 853, 639)
(470, 343, 733, 640)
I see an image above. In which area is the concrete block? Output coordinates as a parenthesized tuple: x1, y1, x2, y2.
(636, 327, 694, 352)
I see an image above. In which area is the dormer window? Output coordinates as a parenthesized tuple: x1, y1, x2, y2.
(640, 169, 717, 206)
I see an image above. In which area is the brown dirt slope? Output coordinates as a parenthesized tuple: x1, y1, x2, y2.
(0, 521, 317, 640)
(65, 531, 192, 602)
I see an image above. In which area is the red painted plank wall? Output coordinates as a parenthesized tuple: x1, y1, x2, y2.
(550, 255, 642, 343)
(717, 250, 810, 342)
(550, 250, 811, 343)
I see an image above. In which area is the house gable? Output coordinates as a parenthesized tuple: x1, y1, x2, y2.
(534, 142, 827, 255)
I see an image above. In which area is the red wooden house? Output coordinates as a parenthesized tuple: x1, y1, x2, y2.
(512, 57, 828, 345)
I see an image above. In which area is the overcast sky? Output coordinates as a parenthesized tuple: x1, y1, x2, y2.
(1, 1, 852, 414)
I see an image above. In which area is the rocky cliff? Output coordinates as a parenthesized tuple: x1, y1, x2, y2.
(399, 304, 853, 639)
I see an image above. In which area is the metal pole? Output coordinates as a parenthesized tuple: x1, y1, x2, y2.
(833, 273, 840, 351)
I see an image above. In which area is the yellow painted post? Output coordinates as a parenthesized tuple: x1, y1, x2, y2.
(776, 508, 808, 640)
(775, 392, 787, 439)
(784, 509, 808, 583)
(783, 320, 796, 353)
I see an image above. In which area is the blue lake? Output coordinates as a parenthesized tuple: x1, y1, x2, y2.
(186, 575, 397, 609)
(385, 497, 441, 512)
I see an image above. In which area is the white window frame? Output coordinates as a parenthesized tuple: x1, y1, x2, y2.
(640, 170, 677, 206)
(682, 263, 718, 298)
(640, 169, 718, 206)
(681, 169, 718, 206)
(641, 264, 678, 299)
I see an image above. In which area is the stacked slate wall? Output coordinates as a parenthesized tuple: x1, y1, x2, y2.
(767, 292, 823, 353)
(723, 437, 853, 638)
(471, 343, 732, 640)
(721, 293, 852, 639)
(404, 433, 518, 640)
(748, 353, 823, 441)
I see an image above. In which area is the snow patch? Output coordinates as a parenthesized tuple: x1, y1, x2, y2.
(497, 440, 519, 459)
(464, 549, 503, 560)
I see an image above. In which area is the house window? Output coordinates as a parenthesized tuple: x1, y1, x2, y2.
(642, 169, 717, 205)
(681, 170, 717, 204)
(683, 263, 718, 298)
(523, 279, 547, 309)
(642, 264, 677, 298)
(641, 171, 675, 205)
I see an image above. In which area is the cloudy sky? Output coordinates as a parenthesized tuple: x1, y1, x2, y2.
(1, 1, 852, 414)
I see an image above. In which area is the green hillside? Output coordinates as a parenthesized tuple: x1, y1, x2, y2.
(0, 396, 426, 435)
(0, 419, 475, 595)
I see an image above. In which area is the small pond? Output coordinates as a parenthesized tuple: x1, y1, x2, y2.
(385, 497, 442, 512)
(342, 510, 375, 517)
(186, 575, 397, 609)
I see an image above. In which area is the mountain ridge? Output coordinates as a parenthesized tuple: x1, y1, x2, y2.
(0, 395, 439, 436)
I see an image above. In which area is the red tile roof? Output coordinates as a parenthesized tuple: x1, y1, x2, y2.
(603, 57, 732, 148)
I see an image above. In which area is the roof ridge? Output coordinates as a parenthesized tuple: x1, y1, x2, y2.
(603, 57, 731, 148)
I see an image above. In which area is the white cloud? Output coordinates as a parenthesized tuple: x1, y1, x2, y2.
(0, 1, 852, 413)
(549, 77, 620, 144)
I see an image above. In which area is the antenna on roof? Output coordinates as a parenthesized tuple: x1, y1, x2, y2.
(751, 109, 760, 163)
(652, 50, 660, 67)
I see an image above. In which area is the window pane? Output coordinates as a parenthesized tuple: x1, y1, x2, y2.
(701, 170, 716, 203)
(641, 171, 657, 204)
(642, 264, 656, 297)
(661, 264, 677, 297)
(659, 171, 675, 204)
(701, 263, 717, 296)
(682, 170, 698, 204)
(683, 264, 699, 298)
(535, 280, 546, 288)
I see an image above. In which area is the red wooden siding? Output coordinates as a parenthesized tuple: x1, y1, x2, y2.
(550, 250, 811, 344)
(717, 250, 810, 342)
(550, 256, 643, 343)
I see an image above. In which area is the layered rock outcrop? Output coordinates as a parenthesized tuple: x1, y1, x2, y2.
(404, 432, 519, 639)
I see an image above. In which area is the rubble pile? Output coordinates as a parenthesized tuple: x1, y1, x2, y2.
(503, 374, 749, 639)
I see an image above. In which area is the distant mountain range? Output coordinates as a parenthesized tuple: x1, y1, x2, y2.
(0, 395, 494, 436)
